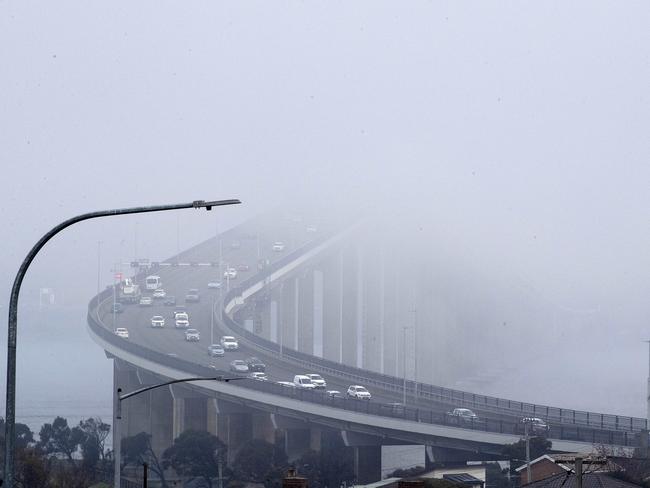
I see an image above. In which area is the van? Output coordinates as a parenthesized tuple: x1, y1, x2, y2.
(293, 375, 316, 389)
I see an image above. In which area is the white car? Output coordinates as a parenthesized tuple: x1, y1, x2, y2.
(230, 360, 249, 373)
(150, 315, 165, 328)
(305, 374, 326, 389)
(185, 328, 200, 342)
(208, 344, 225, 357)
(277, 381, 295, 388)
(447, 408, 479, 423)
(220, 336, 239, 350)
(250, 372, 268, 381)
(175, 313, 189, 329)
(152, 288, 166, 299)
(207, 281, 222, 289)
(293, 375, 316, 389)
(139, 296, 153, 306)
(306, 225, 317, 233)
(347, 385, 371, 400)
(223, 268, 237, 280)
(272, 241, 285, 252)
(114, 328, 129, 339)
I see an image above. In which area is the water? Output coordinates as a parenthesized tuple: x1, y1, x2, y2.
(0, 305, 113, 442)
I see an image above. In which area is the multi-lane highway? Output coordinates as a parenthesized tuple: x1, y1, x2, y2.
(89, 214, 645, 451)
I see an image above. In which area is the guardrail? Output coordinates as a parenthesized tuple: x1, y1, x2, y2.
(88, 291, 639, 447)
(219, 232, 648, 435)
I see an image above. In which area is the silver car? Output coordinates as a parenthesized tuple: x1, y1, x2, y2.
(230, 360, 249, 373)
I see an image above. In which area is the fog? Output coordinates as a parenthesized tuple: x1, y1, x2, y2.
(1, 1, 649, 425)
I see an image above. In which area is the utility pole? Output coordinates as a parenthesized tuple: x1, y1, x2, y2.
(211, 295, 215, 344)
(645, 340, 650, 427)
(402, 326, 407, 405)
(525, 420, 531, 484)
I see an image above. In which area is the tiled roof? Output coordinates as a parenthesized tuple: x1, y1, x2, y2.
(524, 473, 641, 488)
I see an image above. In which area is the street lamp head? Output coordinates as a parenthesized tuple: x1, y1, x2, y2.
(193, 199, 242, 211)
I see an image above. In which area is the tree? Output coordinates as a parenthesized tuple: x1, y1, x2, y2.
(37, 416, 82, 462)
(163, 430, 227, 487)
(0, 416, 35, 453)
(78, 417, 111, 462)
(501, 437, 552, 468)
(122, 432, 168, 487)
(231, 439, 287, 485)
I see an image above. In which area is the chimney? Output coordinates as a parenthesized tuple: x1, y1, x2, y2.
(283, 467, 308, 488)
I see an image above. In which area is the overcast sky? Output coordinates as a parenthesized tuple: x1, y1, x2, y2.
(1, 2, 649, 416)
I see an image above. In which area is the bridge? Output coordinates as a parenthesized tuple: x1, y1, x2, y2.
(87, 213, 647, 483)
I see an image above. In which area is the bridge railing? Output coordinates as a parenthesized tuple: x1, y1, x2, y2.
(88, 289, 640, 447)
(218, 234, 648, 435)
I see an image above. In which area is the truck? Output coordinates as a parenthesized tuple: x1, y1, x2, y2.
(118, 278, 141, 304)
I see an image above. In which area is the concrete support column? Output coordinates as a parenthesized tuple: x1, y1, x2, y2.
(313, 270, 324, 358)
(207, 399, 219, 437)
(298, 271, 314, 354)
(252, 413, 276, 444)
(184, 397, 207, 432)
(172, 397, 185, 440)
(150, 385, 173, 457)
(354, 446, 381, 484)
(281, 279, 297, 351)
(341, 246, 358, 367)
(285, 429, 311, 461)
(356, 246, 365, 369)
(219, 413, 253, 464)
(322, 253, 342, 362)
(310, 428, 322, 452)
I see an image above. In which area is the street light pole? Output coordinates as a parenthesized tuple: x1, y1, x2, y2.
(115, 376, 244, 488)
(3, 198, 240, 488)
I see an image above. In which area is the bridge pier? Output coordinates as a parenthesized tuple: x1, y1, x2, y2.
(298, 270, 314, 354)
(218, 412, 253, 464)
(354, 446, 382, 484)
(322, 252, 342, 362)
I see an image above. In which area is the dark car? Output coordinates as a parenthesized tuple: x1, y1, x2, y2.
(246, 357, 266, 372)
(185, 289, 200, 303)
(112, 302, 124, 313)
(163, 296, 176, 306)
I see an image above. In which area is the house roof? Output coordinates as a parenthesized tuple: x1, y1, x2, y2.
(515, 455, 571, 473)
(523, 473, 642, 488)
(443, 473, 485, 486)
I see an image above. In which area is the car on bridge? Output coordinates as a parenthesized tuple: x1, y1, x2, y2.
(112, 303, 124, 313)
(185, 329, 200, 342)
(237, 264, 250, 272)
(246, 357, 266, 372)
(208, 344, 225, 357)
(175, 313, 189, 329)
(518, 417, 550, 436)
(230, 360, 249, 373)
(153, 288, 166, 299)
(272, 241, 285, 252)
(150, 315, 165, 328)
(223, 268, 238, 280)
(446, 408, 480, 424)
(294, 375, 316, 389)
(220, 336, 239, 350)
(306, 225, 317, 233)
(347, 385, 371, 400)
(230, 240, 241, 250)
(250, 372, 268, 381)
(185, 289, 201, 303)
(277, 381, 295, 388)
(326, 390, 343, 398)
(305, 374, 326, 389)
(114, 328, 129, 339)
(139, 296, 153, 306)
(207, 281, 222, 289)
(163, 296, 176, 306)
